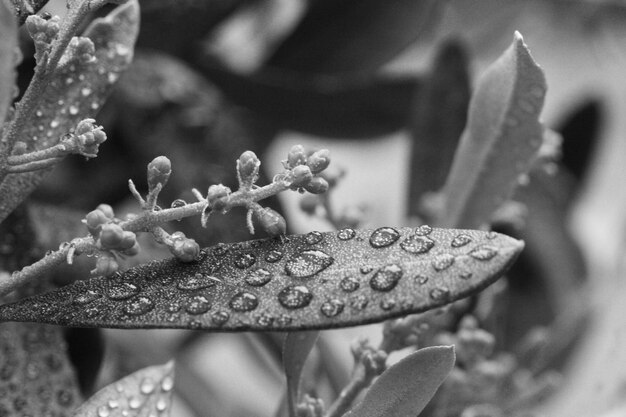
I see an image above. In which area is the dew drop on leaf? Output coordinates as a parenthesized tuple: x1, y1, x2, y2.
(107, 282, 140, 301)
(244, 268, 272, 287)
(73, 290, 101, 305)
(284, 250, 334, 278)
(255, 313, 273, 327)
(97, 405, 110, 417)
(184, 295, 211, 315)
(369, 227, 400, 248)
(369, 264, 403, 292)
(304, 231, 323, 245)
(337, 228, 356, 240)
(350, 295, 368, 310)
(469, 245, 499, 260)
(170, 199, 186, 208)
(123, 297, 154, 316)
(229, 292, 259, 312)
(400, 235, 435, 254)
(233, 253, 256, 269)
(177, 273, 218, 291)
(432, 254, 455, 271)
(459, 271, 473, 280)
(128, 395, 143, 409)
(155, 396, 169, 412)
(360, 265, 373, 274)
(320, 299, 344, 317)
(380, 298, 396, 311)
(278, 285, 313, 309)
(451, 234, 472, 248)
(211, 310, 230, 325)
(339, 276, 360, 292)
(429, 287, 451, 302)
(265, 250, 283, 263)
(415, 225, 433, 236)
(276, 314, 293, 326)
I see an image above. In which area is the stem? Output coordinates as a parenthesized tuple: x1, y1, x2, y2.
(323, 365, 373, 417)
(7, 143, 70, 165)
(6, 157, 62, 173)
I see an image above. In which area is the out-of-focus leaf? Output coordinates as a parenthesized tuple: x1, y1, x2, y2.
(407, 38, 470, 216)
(0, 227, 523, 330)
(283, 331, 319, 417)
(8, 0, 48, 25)
(343, 346, 455, 417)
(72, 361, 175, 417)
(439, 32, 546, 229)
(0, 0, 140, 223)
(199, 62, 419, 138)
(266, 0, 443, 74)
(0, 0, 17, 125)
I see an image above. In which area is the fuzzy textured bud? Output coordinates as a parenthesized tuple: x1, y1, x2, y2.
(96, 204, 115, 219)
(254, 207, 287, 236)
(307, 149, 330, 174)
(304, 177, 329, 194)
(147, 156, 172, 192)
(171, 238, 200, 262)
(26, 15, 60, 63)
(118, 231, 137, 250)
(84, 209, 109, 235)
(93, 255, 119, 276)
(237, 151, 260, 188)
(290, 165, 313, 188)
(73, 119, 107, 158)
(207, 184, 231, 211)
(286, 144, 307, 168)
(99, 223, 125, 249)
(66, 36, 96, 65)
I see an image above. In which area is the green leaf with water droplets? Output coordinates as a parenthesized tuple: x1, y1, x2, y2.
(283, 331, 319, 417)
(342, 345, 455, 417)
(440, 31, 547, 229)
(0, 227, 523, 331)
(0, 322, 83, 416)
(0, 0, 140, 222)
(0, 0, 17, 126)
(72, 361, 175, 417)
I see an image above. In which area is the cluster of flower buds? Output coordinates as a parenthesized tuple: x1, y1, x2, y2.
(252, 206, 286, 237)
(168, 231, 200, 263)
(25, 14, 61, 63)
(435, 316, 495, 368)
(65, 36, 96, 66)
(350, 338, 387, 377)
(236, 150, 261, 189)
(65, 119, 107, 158)
(284, 145, 331, 194)
(296, 395, 324, 417)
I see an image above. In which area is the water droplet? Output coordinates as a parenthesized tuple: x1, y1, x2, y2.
(370, 264, 403, 292)
(429, 287, 451, 302)
(65, 77, 74, 85)
(337, 228, 356, 240)
(50, 119, 59, 128)
(68, 105, 78, 115)
(108, 399, 119, 409)
(35, 110, 43, 117)
(97, 405, 110, 417)
(177, 273, 218, 291)
(233, 253, 256, 269)
(229, 292, 259, 312)
(107, 72, 119, 84)
(156, 397, 169, 412)
(304, 231, 323, 245)
(90, 102, 99, 110)
(414, 274, 429, 285)
(380, 298, 396, 311)
(369, 227, 400, 248)
(124, 297, 154, 316)
(278, 285, 313, 309)
(459, 271, 473, 280)
(73, 290, 101, 305)
(57, 389, 74, 406)
(107, 282, 140, 300)
(360, 265, 373, 274)
(161, 375, 174, 392)
(184, 295, 210, 315)
(451, 234, 472, 248)
(211, 310, 230, 325)
(350, 295, 368, 310)
(470, 245, 498, 261)
(129, 395, 143, 409)
(339, 276, 359, 292)
(81, 87, 92, 96)
(320, 299, 344, 317)
(170, 199, 186, 208)
(255, 313, 273, 327)
(415, 225, 433, 236)
(432, 254, 455, 271)
(285, 250, 333, 278)
(265, 250, 283, 263)
(400, 235, 435, 254)
(245, 268, 272, 286)
(140, 377, 156, 394)
(275, 314, 293, 327)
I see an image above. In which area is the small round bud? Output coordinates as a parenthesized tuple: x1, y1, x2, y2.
(147, 156, 172, 192)
(94, 255, 118, 276)
(75, 118, 97, 135)
(307, 149, 330, 174)
(304, 177, 329, 194)
(207, 184, 231, 211)
(171, 238, 200, 262)
(96, 204, 114, 219)
(99, 223, 125, 249)
(254, 207, 286, 236)
(237, 150, 260, 187)
(287, 144, 307, 168)
(118, 231, 137, 250)
(299, 195, 319, 215)
(290, 165, 313, 188)
(171, 231, 186, 240)
(85, 209, 109, 234)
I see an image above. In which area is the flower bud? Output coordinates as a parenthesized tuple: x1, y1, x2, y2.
(84, 209, 109, 234)
(237, 150, 260, 187)
(254, 207, 286, 236)
(99, 223, 125, 249)
(118, 231, 137, 250)
(171, 238, 200, 262)
(96, 204, 115, 219)
(75, 118, 97, 135)
(304, 177, 329, 194)
(171, 231, 186, 240)
(287, 144, 307, 168)
(290, 165, 313, 188)
(147, 156, 172, 192)
(307, 149, 330, 174)
(207, 184, 231, 211)
(93, 255, 118, 276)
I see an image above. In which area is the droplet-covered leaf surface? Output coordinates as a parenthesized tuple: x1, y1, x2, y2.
(0, 228, 523, 331)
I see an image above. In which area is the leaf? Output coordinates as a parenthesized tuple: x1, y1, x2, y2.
(342, 345, 455, 417)
(0, 0, 140, 223)
(0, 0, 17, 126)
(72, 361, 175, 417)
(439, 32, 547, 229)
(199, 62, 419, 138)
(283, 331, 319, 417)
(266, 0, 443, 74)
(0, 227, 523, 330)
(407, 38, 471, 216)
(0, 322, 83, 416)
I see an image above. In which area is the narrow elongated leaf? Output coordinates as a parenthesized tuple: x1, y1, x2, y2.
(0, 0, 140, 223)
(283, 331, 319, 417)
(343, 346, 455, 417)
(72, 361, 175, 417)
(440, 32, 546, 229)
(0, 227, 523, 330)
(0, 0, 17, 125)
(0, 322, 83, 416)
